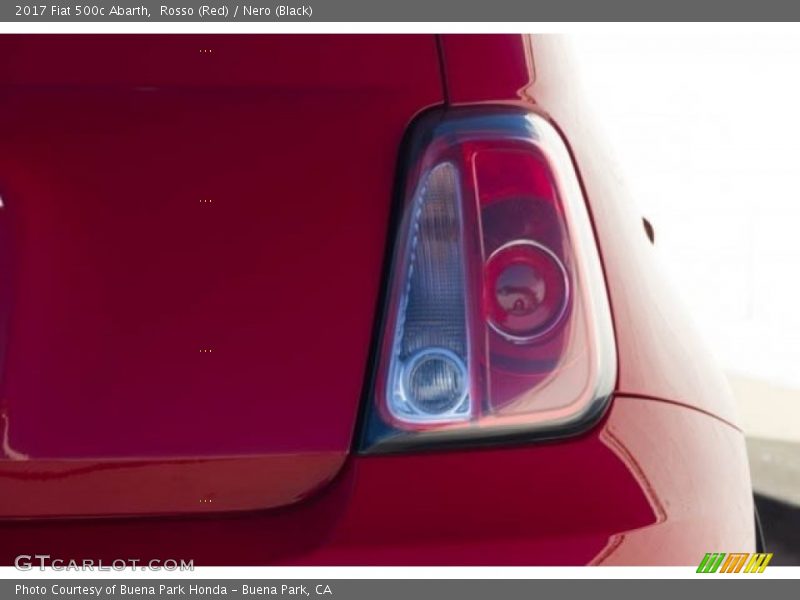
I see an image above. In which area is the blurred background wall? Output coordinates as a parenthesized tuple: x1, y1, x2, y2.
(566, 32, 800, 561)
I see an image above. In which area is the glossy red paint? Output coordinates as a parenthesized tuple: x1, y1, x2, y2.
(0, 35, 443, 515)
(0, 396, 753, 565)
(439, 35, 535, 104)
(0, 34, 753, 563)
(0, 453, 343, 518)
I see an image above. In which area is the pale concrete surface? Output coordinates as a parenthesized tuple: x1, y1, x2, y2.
(728, 373, 800, 444)
(727, 373, 800, 506)
(746, 438, 800, 508)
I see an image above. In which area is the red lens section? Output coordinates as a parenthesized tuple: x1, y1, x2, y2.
(485, 241, 569, 342)
(469, 144, 574, 412)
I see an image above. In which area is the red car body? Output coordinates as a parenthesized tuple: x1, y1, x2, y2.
(0, 34, 753, 565)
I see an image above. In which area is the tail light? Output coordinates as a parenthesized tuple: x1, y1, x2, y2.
(360, 108, 616, 452)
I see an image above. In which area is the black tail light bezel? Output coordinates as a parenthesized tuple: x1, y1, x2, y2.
(357, 106, 617, 454)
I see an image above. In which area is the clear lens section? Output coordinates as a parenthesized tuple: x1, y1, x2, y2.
(402, 349, 468, 416)
(364, 109, 616, 451)
(387, 163, 471, 422)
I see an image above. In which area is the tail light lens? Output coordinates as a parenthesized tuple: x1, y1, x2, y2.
(361, 108, 616, 452)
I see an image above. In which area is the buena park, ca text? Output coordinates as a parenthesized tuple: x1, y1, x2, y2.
(16, 584, 334, 596)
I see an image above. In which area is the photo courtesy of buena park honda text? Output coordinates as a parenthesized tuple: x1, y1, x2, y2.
(0, 0, 799, 596)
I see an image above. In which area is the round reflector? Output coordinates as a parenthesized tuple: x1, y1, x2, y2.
(485, 240, 569, 342)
